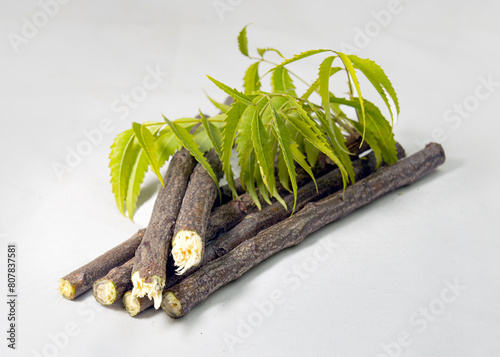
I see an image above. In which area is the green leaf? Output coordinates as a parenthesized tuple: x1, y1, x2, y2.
(200, 111, 223, 157)
(304, 139, 320, 168)
(347, 55, 400, 123)
(330, 97, 398, 166)
(336, 52, 365, 136)
(286, 98, 344, 173)
(307, 103, 349, 189)
(350, 120, 382, 165)
(164, 117, 221, 189)
(244, 151, 261, 210)
(235, 104, 257, 185)
(270, 102, 297, 211)
(277, 150, 290, 192)
(277, 49, 330, 69)
(272, 66, 297, 96)
(206, 93, 231, 113)
(109, 129, 135, 215)
(302, 67, 342, 100)
(243, 62, 261, 95)
(221, 101, 248, 197)
(255, 164, 272, 205)
(311, 105, 355, 183)
(238, 25, 250, 57)
(257, 47, 284, 58)
(262, 49, 331, 78)
(318, 56, 336, 134)
(125, 141, 149, 220)
(132, 122, 164, 186)
(193, 125, 213, 153)
(290, 142, 317, 192)
(251, 107, 276, 194)
(328, 118, 356, 182)
(207, 75, 253, 105)
(156, 128, 182, 168)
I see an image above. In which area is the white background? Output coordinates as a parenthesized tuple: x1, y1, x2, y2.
(1, 0, 499, 356)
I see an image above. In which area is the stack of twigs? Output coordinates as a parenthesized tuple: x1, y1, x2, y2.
(59, 137, 445, 319)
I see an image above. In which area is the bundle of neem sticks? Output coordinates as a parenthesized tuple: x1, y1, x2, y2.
(59, 136, 445, 318)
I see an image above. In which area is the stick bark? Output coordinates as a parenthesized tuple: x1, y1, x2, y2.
(58, 228, 146, 300)
(93, 258, 134, 305)
(131, 148, 196, 309)
(171, 149, 223, 275)
(123, 291, 152, 317)
(162, 143, 446, 318)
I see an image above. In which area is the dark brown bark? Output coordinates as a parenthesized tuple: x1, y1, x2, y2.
(210, 132, 367, 239)
(217, 178, 246, 207)
(131, 148, 196, 307)
(133, 143, 405, 313)
(204, 143, 406, 262)
(205, 193, 258, 242)
(171, 149, 223, 274)
(58, 228, 145, 300)
(93, 258, 134, 305)
(162, 143, 446, 318)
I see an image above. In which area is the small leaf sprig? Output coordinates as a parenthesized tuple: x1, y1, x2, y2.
(109, 25, 400, 220)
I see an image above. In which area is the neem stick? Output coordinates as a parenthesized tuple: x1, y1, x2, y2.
(204, 143, 406, 263)
(162, 143, 446, 318)
(123, 291, 151, 316)
(93, 258, 134, 305)
(122, 144, 405, 315)
(205, 192, 259, 241)
(94, 196, 251, 308)
(171, 149, 223, 275)
(208, 132, 366, 237)
(131, 148, 196, 309)
(58, 228, 146, 300)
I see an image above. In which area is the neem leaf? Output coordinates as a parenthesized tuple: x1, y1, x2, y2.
(277, 49, 330, 69)
(272, 66, 296, 96)
(238, 25, 250, 57)
(200, 111, 222, 157)
(277, 150, 291, 192)
(255, 163, 272, 205)
(243, 62, 261, 95)
(109, 129, 135, 215)
(304, 139, 320, 168)
(318, 56, 336, 132)
(164, 117, 220, 189)
(270, 103, 297, 210)
(221, 101, 248, 197)
(207, 75, 253, 105)
(330, 97, 398, 166)
(193, 125, 213, 153)
(301, 67, 342, 100)
(257, 47, 284, 58)
(244, 151, 261, 210)
(235, 104, 257, 185)
(286, 97, 343, 172)
(347, 55, 400, 123)
(290, 142, 317, 192)
(251, 106, 276, 195)
(156, 128, 182, 168)
(206, 93, 231, 113)
(336, 52, 366, 137)
(132, 122, 164, 187)
(125, 141, 149, 220)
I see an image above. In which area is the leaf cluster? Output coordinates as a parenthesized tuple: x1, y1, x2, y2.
(109, 25, 400, 220)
